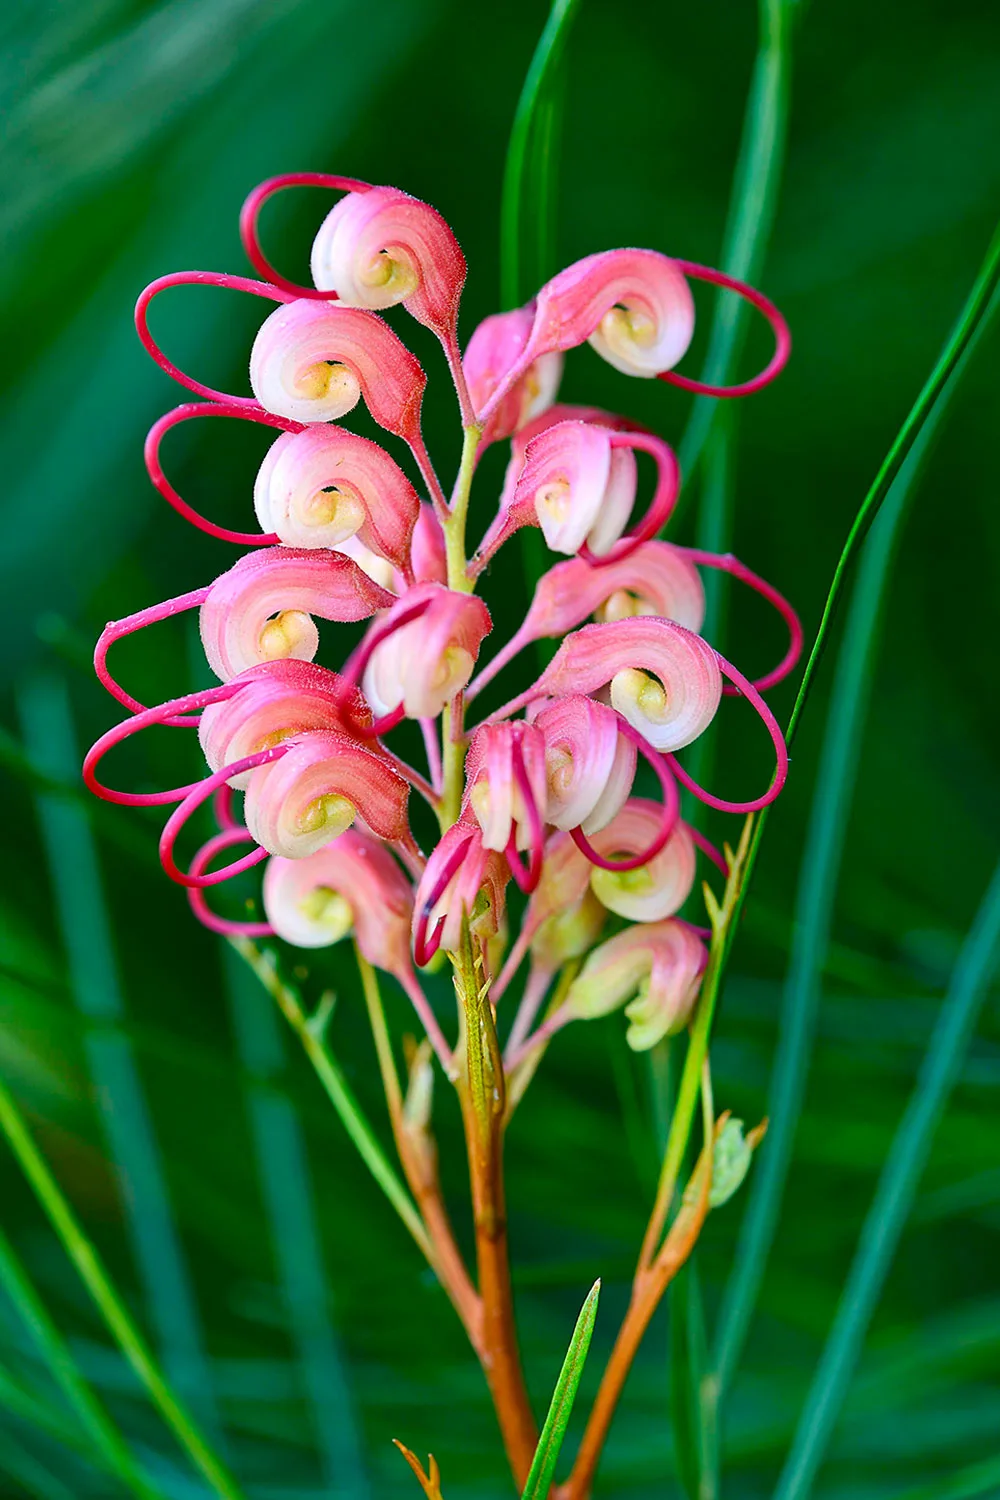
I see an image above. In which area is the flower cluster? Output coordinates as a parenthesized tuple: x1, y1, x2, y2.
(85, 172, 798, 1077)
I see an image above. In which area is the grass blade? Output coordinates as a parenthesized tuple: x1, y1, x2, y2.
(500, 0, 581, 310)
(0, 1226, 160, 1499)
(222, 946, 370, 1497)
(772, 852, 1000, 1500)
(520, 1280, 600, 1499)
(669, 1260, 714, 1500)
(678, 0, 793, 489)
(230, 939, 433, 1263)
(0, 1073, 247, 1500)
(713, 276, 1000, 1396)
(17, 673, 222, 1440)
(891, 1455, 1000, 1500)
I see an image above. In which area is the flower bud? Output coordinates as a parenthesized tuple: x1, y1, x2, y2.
(412, 821, 509, 963)
(464, 721, 547, 854)
(586, 800, 696, 921)
(530, 696, 635, 834)
(250, 298, 426, 441)
(463, 307, 563, 443)
(253, 426, 420, 567)
(262, 828, 413, 976)
(564, 919, 706, 1050)
(310, 186, 467, 341)
(361, 584, 491, 721)
(199, 548, 395, 681)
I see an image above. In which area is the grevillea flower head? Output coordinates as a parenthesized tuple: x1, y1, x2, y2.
(310, 186, 467, 344)
(412, 820, 509, 966)
(199, 547, 395, 680)
(463, 306, 563, 444)
(263, 829, 412, 969)
(250, 298, 426, 439)
(563, 918, 707, 1050)
(358, 584, 491, 722)
(253, 426, 420, 568)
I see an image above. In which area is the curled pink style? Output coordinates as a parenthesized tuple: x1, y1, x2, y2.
(355, 584, 492, 722)
(187, 828, 274, 937)
(85, 682, 244, 807)
(679, 548, 802, 693)
(656, 261, 790, 398)
(467, 543, 705, 702)
(240, 172, 373, 299)
(135, 271, 291, 407)
(529, 696, 635, 836)
(464, 722, 547, 893)
(563, 919, 707, 1050)
(263, 829, 412, 963)
(145, 402, 298, 546)
(310, 186, 467, 343)
(249, 298, 426, 437)
(412, 820, 509, 966)
(667, 652, 788, 813)
(200, 548, 396, 680)
(463, 307, 563, 445)
(198, 659, 373, 788)
(253, 426, 421, 568)
(243, 730, 410, 858)
(489, 617, 722, 753)
(584, 800, 696, 921)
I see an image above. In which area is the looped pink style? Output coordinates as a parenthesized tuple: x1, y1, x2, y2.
(145, 402, 295, 546)
(240, 172, 373, 298)
(657, 261, 790, 397)
(135, 271, 292, 406)
(89, 168, 797, 1074)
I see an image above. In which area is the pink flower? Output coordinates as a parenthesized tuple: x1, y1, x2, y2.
(463, 307, 563, 444)
(412, 820, 509, 966)
(357, 584, 492, 722)
(250, 298, 426, 441)
(253, 425, 420, 568)
(310, 186, 467, 346)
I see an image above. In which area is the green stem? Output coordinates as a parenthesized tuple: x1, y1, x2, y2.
(443, 422, 481, 595)
(0, 1225, 160, 1499)
(230, 939, 433, 1264)
(638, 818, 754, 1271)
(0, 1075, 245, 1500)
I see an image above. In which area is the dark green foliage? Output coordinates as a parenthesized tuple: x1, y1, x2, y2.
(0, 0, 999, 1496)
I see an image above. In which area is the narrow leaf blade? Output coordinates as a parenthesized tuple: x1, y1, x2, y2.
(520, 1280, 600, 1499)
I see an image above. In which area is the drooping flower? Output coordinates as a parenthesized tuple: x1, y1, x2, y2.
(563, 919, 707, 1049)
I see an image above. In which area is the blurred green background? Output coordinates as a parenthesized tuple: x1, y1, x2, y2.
(1, 0, 999, 1496)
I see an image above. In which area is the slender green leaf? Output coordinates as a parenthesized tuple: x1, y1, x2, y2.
(500, 0, 581, 310)
(222, 946, 370, 1497)
(0, 1226, 159, 1499)
(229, 939, 433, 1262)
(677, 0, 793, 492)
(770, 852, 1000, 1500)
(891, 1454, 1000, 1500)
(0, 1074, 247, 1500)
(714, 270, 1000, 1397)
(669, 1260, 715, 1500)
(520, 1280, 600, 1499)
(18, 672, 222, 1440)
